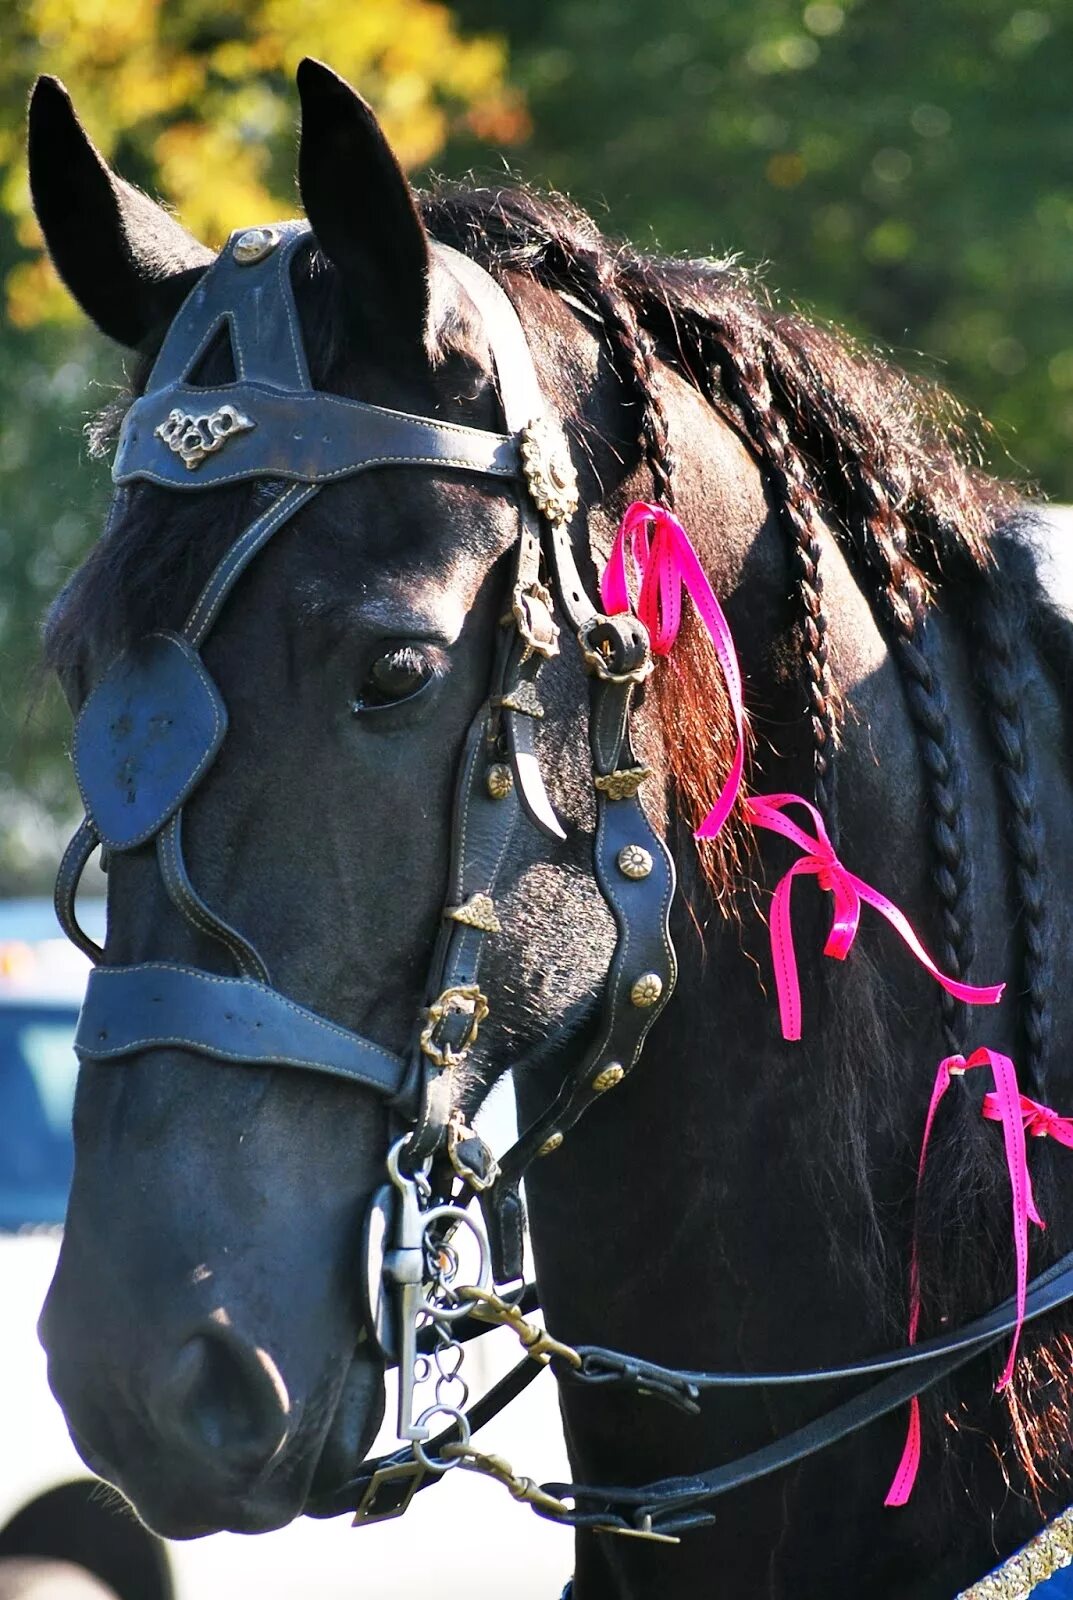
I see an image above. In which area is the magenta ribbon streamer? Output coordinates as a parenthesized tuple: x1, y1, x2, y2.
(600, 503, 1032, 1509)
(984, 1091, 1073, 1149)
(600, 500, 746, 837)
(743, 793, 1005, 1040)
(885, 1048, 1045, 1506)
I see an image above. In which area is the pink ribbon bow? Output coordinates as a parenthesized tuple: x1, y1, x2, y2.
(984, 1092, 1073, 1149)
(601, 501, 746, 838)
(743, 793, 1005, 1041)
(885, 1048, 1044, 1507)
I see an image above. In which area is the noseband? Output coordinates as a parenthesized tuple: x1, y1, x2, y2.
(56, 223, 1073, 1554)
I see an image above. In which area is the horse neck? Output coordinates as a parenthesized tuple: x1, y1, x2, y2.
(514, 293, 1068, 1600)
(516, 390, 992, 1594)
(522, 378, 922, 1356)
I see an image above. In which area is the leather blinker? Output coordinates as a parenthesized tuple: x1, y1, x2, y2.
(73, 632, 227, 852)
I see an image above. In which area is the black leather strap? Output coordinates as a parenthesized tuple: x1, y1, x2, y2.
(484, 673, 676, 1281)
(571, 1248, 1073, 1402)
(75, 963, 407, 1093)
(404, 628, 527, 1159)
(54, 816, 103, 963)
(436, 245, 545, 433)
(157, 812, 269, 984)
(182, 484, 319, 647)
(536, 1249, 1073, 1536)
(146, 222, 312, 391)
(115, 384, 519, 492)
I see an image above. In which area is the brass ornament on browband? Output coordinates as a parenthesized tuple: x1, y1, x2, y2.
(154, 403, 256, 470)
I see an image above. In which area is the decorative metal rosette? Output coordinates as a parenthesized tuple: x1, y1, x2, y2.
(594, 765, 652, 801)
(521, 415, 579, 527)
(154, 404, 255, 470)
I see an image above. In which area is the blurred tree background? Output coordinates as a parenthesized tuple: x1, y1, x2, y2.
(1, 0, 1071, 890)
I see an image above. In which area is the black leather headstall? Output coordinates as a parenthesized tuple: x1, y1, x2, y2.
(57, 218, 676, 1251)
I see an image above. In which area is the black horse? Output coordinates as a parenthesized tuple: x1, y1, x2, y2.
(27, 60, 1073, 1598)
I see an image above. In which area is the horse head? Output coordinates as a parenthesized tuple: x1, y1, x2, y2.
(29, 61, 628, 1536)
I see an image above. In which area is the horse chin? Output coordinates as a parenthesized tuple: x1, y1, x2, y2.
(305, 1342, 389, 1516)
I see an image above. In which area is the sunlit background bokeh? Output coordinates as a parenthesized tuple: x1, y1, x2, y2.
(2, 0, 1070, 889)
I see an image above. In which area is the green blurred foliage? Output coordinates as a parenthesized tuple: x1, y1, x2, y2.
(453, 0, 1073, 493)
(3, 0, 1072, 890)
(0, 0, 521, 892)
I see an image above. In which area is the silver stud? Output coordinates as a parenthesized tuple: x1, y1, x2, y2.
(629, 972, 663, 1009)
(234, 227, 280, 266)
(617, 844, 653, 880)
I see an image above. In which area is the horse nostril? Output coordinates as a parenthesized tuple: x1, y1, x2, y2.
(150, 1327, 290, 1476)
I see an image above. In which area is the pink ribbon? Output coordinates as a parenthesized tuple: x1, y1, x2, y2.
(601, 501, 746, 837)
(600, 502, 1032, 1510)
(743, 793, 1005, 1041)
(885, 1048, 1044, 1506)
(984, 1091, 1073, 1149)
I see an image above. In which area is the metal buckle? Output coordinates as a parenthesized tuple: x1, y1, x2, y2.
(446, 1113, 501, 1192)
(577, 615, 654, 685)
(508, 579, 560, 660)
(592, 1517, 681, 1546)
(419, 984, 489, 1069)
(351, 1459, 427, 1526)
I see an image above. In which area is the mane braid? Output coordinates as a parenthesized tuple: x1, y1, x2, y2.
(973, 572, 1052, 1091)
(677, 303, 842, 839)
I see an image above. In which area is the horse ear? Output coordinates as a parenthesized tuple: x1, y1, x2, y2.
(296, 58, 430, 340)
(28, 76, 213, 349)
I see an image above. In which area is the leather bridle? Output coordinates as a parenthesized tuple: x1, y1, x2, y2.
(55, 221, 1073, 1546)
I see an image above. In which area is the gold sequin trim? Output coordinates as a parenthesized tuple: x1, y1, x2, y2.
(956, 1509, 1073, 1599)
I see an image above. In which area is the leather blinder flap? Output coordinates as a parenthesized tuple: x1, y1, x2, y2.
(73, 632, 226, 852)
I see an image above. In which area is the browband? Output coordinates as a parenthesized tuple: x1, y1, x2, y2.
(115, 385, 518, 491)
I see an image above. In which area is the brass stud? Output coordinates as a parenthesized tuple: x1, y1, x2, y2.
(537, 1131, 563, 1157)
(617, 844, 653, 880)
(629, 972, 663, 1009)
(486, 763, 514, 800)
(445, 892, 502, 933)
(233, 227, 280, 265)
(594, 765, 652, 801)
(591, 1063, 625, 1093)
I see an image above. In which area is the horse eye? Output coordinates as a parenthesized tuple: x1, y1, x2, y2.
(352, 645, 435, 712)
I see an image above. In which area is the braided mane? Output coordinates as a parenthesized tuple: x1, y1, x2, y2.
(420, 180, 1042, 1053)
(420, 182, 1073, 1496)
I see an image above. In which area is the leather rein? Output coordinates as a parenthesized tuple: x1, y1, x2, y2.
(55, 221, 1073, 1545)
